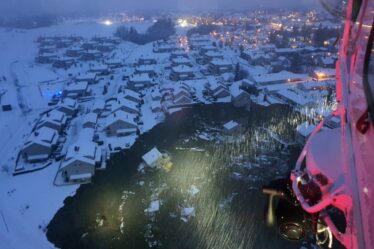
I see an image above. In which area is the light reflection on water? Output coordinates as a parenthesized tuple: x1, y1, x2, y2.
(48, 103, 313, 249)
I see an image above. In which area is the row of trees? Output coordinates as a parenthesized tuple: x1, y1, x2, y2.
(0, 15, 58, 29)
(115, 19, 175, 45)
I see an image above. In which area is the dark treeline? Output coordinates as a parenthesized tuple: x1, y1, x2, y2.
(0, 15, 58, 29)
(186, 24, 218, 37)
(115, 18, 175, 45)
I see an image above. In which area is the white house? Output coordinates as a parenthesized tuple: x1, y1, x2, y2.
(223, 120, 240, 134)
(105, 110, 138, 136)
(128, 73, 152, 90)
(142, 147, 163, 168)
(82, 113, 98, 129)
(208, 59, 233, 75)
(56, 98, 78, 118)
(63, 82, 90, 98)
(60, 140, 101, 183)
(119, 89, 142, 104)
(231, 84, 251, 109)
(22, 127, 59, 163)
(92, 99, 106, 114)
(170, 65, 195, 81)
(37, 109, 67, 133)
(110, 99, 140, 116)
(76, 72, 98, 84)
(296, 122, 316, 144)
(150, 101, 162, 113)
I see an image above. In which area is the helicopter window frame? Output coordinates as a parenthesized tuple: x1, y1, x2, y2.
(351, 0, 363, 21)
(363, 20, 374, 123)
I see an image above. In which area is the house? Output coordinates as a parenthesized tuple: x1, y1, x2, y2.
(37, 109, 67, 133)
(171, 57, 193, 67)
(76, 72, 98, 85)
(120, 89, 142, 104)
(39, 45, 56, 54)
(59, 140, 101, 183)
(173, 88, 192, 101)
(142, 147, 163, 168)
(135, 65, 157, 77)
(97, 43, 115, 52)
(35, 53, 57, 64)
(92, 99, 105, 114)
(128, 73, 152, 90)
(208, 59, 233, 75)
(173, 95, 193, 105)
(170, 65, 195, 81)
(272, 89, 314, 108)
(208, 80, 230, 99)
(63, 82, 90, 98)
(151, 91, 162, 101)
(253, 71, 309, 86)
(80, 50, 102, 61)
(22, 127, 59, 163)
(204, 51, 224, 63)
(56, 98, 78, 118)
(138, 56, 157, 65)
(90, 64, 110, 76)
(105, 110, 138, 136)
(82, 113, 98, 129)
(81, 41, 99, 50)
(231, 84, 251, 109)
(105, 59, 123, 69)
(199, 45, 218, 55)
(52, 57, 75, 69)
(170, 50, 189, 59)
(312, 68, 336, 81)
(66, 47, 84, 57)
(223, 120, 240, 134)
(110, 99, 140, 116)
(150, 101, 162, 113)
(296, 122, 316, 144)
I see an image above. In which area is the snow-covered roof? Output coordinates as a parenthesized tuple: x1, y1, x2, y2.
(129, 73, 151, 82)
(65, 82, 88, 92)
(253, 71, 309, 84)
(205, 51, 223, 57)
(42, 109, 66, 123)
(24, 127, 58, 148)
(231, 83, 250, 99)
(136, 64, 156, 72)
(83, 113, 98, 125)
(297, 122, 316, 137)
(210, 59, 232, 67)
(172, 65, 194, 74)
(276, 88, 313, 106)
(174, 95, 193, 104)
(76, 72, 97, 81)
(172, 57, 191, 64)
(105, 110, 137, 128)
(59, 98, 77, 109)
(92, 99, 105, 111)
(111, 99, 139, 114)
(145, 200, 160, 212)
(142, 147, 163, 167)
(223, 120, 239, 130)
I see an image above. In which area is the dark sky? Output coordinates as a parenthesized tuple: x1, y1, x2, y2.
(0, 0, 317, 16)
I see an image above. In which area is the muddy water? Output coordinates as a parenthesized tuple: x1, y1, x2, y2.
(47, 103, 314, 249)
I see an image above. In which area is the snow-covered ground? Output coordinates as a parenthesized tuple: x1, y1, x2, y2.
(0, 19, 152, 249)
